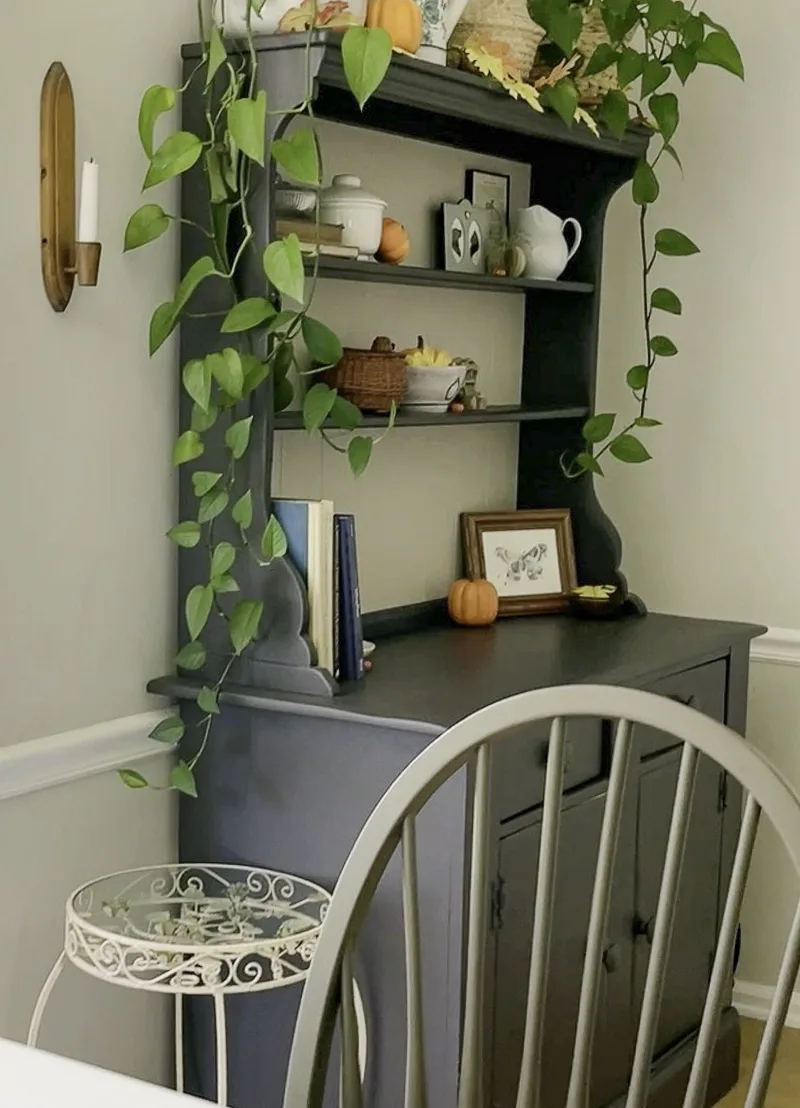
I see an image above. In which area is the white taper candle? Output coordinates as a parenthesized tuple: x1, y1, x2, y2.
(77, 159, 99, 243)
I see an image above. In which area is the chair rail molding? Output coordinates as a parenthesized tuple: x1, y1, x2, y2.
(750, 628, 800, 667)
(0, 711, 171, 802)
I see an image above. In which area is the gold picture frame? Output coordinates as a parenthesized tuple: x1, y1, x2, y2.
(460, 510, 578, 616)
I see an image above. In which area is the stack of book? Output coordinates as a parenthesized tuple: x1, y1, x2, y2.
(273, 499, 365, 682)
(275, 217, 359, 261)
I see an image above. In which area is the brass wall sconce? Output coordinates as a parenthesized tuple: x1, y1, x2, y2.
(40, 62, 102, 312)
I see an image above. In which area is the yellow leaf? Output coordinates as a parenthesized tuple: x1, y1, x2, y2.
(506, 79, 545, 113)
(575, 106, 600, 137)
(464, 42, 507, 84)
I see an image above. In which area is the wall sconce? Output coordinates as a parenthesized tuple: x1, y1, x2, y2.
(40, 62, 102, 313)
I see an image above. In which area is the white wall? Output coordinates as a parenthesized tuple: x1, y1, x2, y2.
(0, 0, 190, 1081)
(596, 0, 800, 1001)
(0, 752, 175, 1082)
(0, 0, 200, 749)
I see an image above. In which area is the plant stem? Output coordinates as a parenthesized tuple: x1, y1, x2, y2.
(637, 200, 656, 418)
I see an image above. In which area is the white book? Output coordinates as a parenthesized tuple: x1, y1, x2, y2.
(273, 498, 335, 674)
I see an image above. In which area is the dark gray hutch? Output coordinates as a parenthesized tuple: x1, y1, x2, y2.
(151, 33, 763, 1108)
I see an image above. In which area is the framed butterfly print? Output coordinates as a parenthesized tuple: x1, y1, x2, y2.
(460, 509, 577, 616)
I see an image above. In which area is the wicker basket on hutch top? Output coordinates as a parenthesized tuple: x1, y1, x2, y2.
(325, 335, 407, 413)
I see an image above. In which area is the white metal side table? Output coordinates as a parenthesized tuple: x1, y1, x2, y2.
(27, 863, 355, 1105)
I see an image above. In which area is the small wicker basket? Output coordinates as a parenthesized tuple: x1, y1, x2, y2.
(325, 335, 407, 414)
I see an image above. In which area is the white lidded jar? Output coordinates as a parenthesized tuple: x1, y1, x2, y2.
(319, 175, 387, 261)
(219, 0, 366, 36)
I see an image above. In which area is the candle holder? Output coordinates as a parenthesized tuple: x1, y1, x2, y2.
(40, 62, 102, 312)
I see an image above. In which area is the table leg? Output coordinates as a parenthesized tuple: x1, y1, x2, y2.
(27, 951, 67, 1048)
(175, 994, 184, 1093)
(214, 992, 227, 1105)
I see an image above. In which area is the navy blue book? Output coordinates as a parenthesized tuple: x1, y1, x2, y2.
(336, 514, 364, 682)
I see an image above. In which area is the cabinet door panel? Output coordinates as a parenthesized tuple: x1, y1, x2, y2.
(633, 753, 722, 1057)
(638, 661, 727, 758)
(491, 793, 634, 1108)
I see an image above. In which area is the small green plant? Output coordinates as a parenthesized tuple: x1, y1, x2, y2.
(119, 3, 392, 796)
(525, 0, 743, 475)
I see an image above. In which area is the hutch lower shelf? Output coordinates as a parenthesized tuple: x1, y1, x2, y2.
(153, 610, 763, 1108)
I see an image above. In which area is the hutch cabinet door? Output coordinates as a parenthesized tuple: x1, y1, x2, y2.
(633, 752, 724, 1058)
(489, 792, 634, 1108)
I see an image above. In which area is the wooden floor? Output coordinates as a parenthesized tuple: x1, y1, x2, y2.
(718, 1019, 800, 1107)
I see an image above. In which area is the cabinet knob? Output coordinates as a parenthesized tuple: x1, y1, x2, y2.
(634, 914, 656, 945)
(602, 943, 621, 973)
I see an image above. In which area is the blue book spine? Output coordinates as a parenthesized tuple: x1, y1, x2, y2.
(336, 515, 364, 682)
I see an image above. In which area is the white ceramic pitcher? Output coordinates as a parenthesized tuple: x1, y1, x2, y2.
(418, 0, 472, 64)
(515, 204, 583, 281)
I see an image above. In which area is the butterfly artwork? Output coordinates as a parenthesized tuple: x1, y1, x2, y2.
(460, 510, 578, 616)
(494, 543, 549, 584)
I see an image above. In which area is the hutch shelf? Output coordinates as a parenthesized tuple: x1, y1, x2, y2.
(156, 32, 761, 1108)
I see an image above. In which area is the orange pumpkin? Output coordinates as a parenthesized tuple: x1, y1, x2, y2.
(366, 0, 423, 53)
(448, 578, 499, 627)
(377, 218, 411, 264)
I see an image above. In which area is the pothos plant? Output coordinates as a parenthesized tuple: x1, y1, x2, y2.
(527, 0, 744, 476)
(119, 4, 393, 797)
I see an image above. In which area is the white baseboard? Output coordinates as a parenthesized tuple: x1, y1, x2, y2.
(0, 711, 172, 802)
(751, 628, 800, 667)
(733, 981, 800, 1029)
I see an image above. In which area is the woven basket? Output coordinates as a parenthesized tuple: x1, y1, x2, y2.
(531, 6, 625, 105)
(325, 335, 407, 414)
(448, 0, 546, 79)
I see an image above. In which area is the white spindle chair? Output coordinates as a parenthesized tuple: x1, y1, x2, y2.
(282, 684, 800, 1108)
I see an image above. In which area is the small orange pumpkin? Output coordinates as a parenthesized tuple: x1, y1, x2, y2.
(377, 217, 411, 264)
(365, 0, 423, 53)
(448, 578, 499, 627)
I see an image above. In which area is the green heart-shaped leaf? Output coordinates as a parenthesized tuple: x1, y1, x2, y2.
(168, 521, 202, 547)
(186, 584, 214, 641)
(655, 228, 699, 256)
(149, 715, 185, 743)
(221, 297, 275, 333)
(176, 641, 207, 671)
(198, 488, 230, 524)
(138, 85, 176, 159)
(632, 160, 659, 206)
(124, 203, 171, 252)
(651, 287, 682, 314)
(225, 416, 253, 459)
(232, 490, 253, 530)
(582, 412, 616, 444)
(144, 131, 203, 189)
(261, 516, 288, 561)
(302, 316, 344, 367)
(229, 600, 264, 655)
(609, 434, 652, 463)
(171, 762, 198, 798)
(348, 435, 373, 477)
(303, 383, 338, 433)
(227, 90, 267, 165)
(263, 234, 305, 303)
(342, 26, 392, 109)
(271, 128, 320, 185)
(173, 430, 204, 466)
(182, 358, 212, 412)
(210, 542, 236, 579)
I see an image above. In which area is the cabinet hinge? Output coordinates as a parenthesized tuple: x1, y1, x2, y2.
(490, 876, 506, 931)
(718, 771, 729, 813)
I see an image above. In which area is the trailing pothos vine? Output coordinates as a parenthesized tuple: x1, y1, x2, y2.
(119, 3, 393, 797)
(525, 0, 743, 477)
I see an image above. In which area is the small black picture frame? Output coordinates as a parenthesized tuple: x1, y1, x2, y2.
(465, 170, 511, 229)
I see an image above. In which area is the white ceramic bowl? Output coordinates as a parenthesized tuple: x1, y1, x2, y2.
(275, 186, 317, 215)
(319, 175, 386, 260)
(402, 365, 466, 413)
